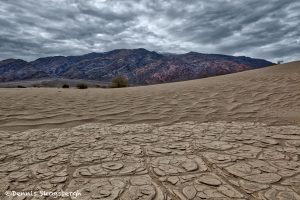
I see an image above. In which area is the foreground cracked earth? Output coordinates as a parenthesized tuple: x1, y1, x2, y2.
(1, 121, 300, 199)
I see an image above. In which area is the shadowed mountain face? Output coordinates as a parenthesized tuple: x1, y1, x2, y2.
(0, 48, 273, 84)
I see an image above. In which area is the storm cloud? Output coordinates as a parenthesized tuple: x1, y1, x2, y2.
(0, 0, 299, 62)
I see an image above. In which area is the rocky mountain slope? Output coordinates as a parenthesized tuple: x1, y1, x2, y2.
(0, 48, 273, 85)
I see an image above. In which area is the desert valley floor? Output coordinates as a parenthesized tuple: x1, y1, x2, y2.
(0, 62, 300, 199)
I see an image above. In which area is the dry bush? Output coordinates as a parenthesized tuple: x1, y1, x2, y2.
(111, 76, 129, 88)
(76, 83, 88, 89)
(62, 84, 69, 88)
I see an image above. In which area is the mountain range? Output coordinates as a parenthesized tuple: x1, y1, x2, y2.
(0, 48, 273, 85)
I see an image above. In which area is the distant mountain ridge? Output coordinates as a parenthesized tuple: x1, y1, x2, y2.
(0, 48, 273, 85)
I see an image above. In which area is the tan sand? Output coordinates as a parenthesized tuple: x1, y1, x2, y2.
(0, 61, 299, 131)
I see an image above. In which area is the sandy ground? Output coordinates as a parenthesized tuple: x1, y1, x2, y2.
(0, 61, 299, 131)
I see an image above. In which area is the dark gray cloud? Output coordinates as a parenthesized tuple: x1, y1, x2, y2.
(0, 0, 299, 62)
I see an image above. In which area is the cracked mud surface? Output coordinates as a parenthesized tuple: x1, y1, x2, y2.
(1, 121, 300, 199)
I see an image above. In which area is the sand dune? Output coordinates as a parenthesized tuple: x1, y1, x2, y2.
(0, 61, 299, 131)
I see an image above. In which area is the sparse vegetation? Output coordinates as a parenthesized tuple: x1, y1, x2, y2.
(62, 84, 70, 88)
(111, 76, 129, 88)
(76, 83, 88, 89)
(17, 85, 26, 88)
(277, 60, 284, 65)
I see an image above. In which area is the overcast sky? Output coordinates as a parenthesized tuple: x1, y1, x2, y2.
(0, 0, 299, 62)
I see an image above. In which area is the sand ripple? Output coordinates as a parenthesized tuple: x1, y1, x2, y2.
(0, 62, 299, 130)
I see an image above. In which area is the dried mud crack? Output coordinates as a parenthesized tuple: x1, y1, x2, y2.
(1, 121, 300, 199)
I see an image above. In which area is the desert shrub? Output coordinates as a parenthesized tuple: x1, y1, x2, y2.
(111, 76, 129, 88)
(277, 61, 284, 65)
(17, 85, 26, 88)
(76, 83, 88, 89)
(62, 84, 70, 88)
